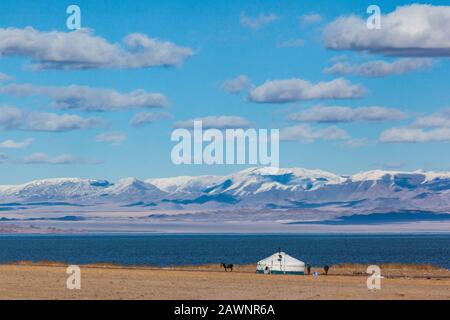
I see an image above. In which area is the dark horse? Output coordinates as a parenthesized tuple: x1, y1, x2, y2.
(324, 265, 330, 275)
(221, 263, 234, 272)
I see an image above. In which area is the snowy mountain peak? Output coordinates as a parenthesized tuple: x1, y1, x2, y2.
(105, 178, 166, 199)
(0, 177, 113, 201)
(1, 167, 450, 210)
(210, 167, 347, 196)
(144, 167, 346, 196)
(351, 170, 404, 182)
(115, 177, 143, 186)
(147, 175, 222, 193)
(351, 169, 450, 183)
(239, 167, 346, 183)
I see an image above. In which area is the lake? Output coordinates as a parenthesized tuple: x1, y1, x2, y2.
(0, 233, 448, 268)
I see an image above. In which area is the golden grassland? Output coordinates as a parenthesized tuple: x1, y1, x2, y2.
(0, 261, 448, 300)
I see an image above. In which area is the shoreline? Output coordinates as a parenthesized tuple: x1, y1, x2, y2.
(6, 261, 450, 277)
(1, 229, 450, 235)
(2, 219, 450, 234)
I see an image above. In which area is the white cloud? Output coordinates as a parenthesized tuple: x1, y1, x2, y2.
(412, 110, 450, 128)
(248, 78, 365, 103)
(288, 105, 406, 123)
(0, 72, 14, 82)
(0, 138, 34, 149)
(0, 83, 169, 111)
(329, 55, 349, 63)
(278, 39, 305, 48)
(222, 75, 251, 94)
(22, 153, 98, 164)
(240, 13, 279, 30)
(280, 124, 349, 142)
(0, 27, 194, 70)
(174, 116, 251, 129)
(380, 127, 450, 143)
(299, 14, 323, 25)
(0, 106, 103, 132)
(95, 132, 127, 145)
(324, 4, 450, 57)
(380, 109, 450, 143)
(130, 112, 171, 127)
(324, 58, 434, 77)
(342, 138, 371, 148)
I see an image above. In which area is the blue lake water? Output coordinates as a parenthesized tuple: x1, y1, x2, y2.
(0, 233, 448, 268)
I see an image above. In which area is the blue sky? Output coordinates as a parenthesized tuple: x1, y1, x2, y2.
(1, 0, 450, 183)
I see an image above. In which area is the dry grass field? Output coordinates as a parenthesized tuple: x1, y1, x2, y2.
(0, 262, 448, 300)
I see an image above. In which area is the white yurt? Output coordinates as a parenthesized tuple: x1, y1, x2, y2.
(256, 252, 305, 275)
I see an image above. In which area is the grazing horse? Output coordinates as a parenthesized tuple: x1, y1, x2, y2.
(221, 263, 234, 272)
(324, 265, 330, 275)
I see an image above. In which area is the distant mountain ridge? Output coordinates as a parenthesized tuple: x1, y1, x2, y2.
(1, 167, 450, 220)
(0, 167, 450, 211)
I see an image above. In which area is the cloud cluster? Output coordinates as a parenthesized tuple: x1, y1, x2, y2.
(0, 138, 34, 149)
(174, 116, 251, 129)
(343, 138, 371, 148)
(324, 58, 434, 77)
(380, 109, 450, 143)
(324, 4, 450, 57)
(95, 132, 127, 145)
(248, 78, 365, 103)
(0, 83, 169, 111)
(130, 112, 171, 127)
(412, 110, 450, 128)
(0, 27, 194, 70)
(222, 75, 251, 94)
(240, 13, 279, 30)
(280, 124, 349, 142)
(380, 127, 450, 143)
(22, 153, 99, 165)
(0, 72, 14, 83)
(288, 105, 406, 123)
(0, 106, 103, 132)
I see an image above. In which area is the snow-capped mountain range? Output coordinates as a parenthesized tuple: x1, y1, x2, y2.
(1, 167, 450, 217)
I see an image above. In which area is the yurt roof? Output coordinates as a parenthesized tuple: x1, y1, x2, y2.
(258, 252, 304, 265)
